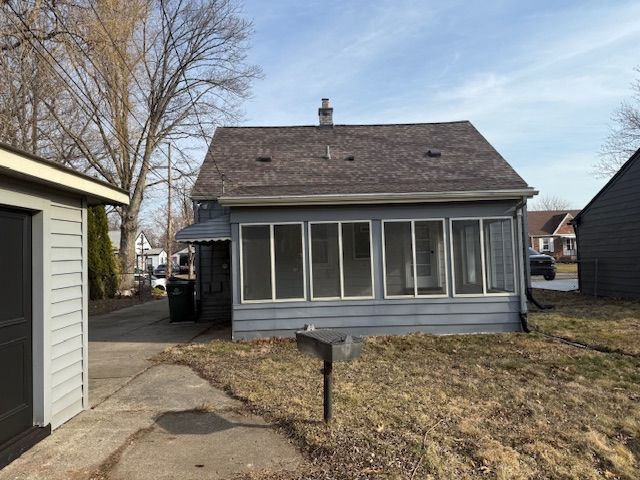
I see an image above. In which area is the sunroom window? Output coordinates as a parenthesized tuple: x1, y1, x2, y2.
(240, 224, 305, 302)
(451, 218, 516, 295)
(309, 221, 373, 299)
(383, 220, 447, 297)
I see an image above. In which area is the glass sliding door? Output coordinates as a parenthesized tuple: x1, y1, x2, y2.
(383, 221, 414, 296)
(414, 221, 446, 295)
(310, 223, 341, 298)
(274, 224, 305, 300)
(451, 220, 483, 294)
(341, 222, 373, 298)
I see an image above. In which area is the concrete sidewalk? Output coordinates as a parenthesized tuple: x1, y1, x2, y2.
(0, 301, 300, 480)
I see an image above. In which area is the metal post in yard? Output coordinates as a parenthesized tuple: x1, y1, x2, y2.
(323, 360, 333, 423)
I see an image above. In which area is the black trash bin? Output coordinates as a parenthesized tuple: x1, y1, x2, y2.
(166, 278, 196, 322)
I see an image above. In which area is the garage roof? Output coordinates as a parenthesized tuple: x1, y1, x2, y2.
(0, 142, 129, 205)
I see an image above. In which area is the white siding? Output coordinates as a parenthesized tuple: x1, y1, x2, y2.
(50, 202, 85, 428)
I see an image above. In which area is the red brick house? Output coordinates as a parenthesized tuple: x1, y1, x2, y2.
(527, 210, 580, 261)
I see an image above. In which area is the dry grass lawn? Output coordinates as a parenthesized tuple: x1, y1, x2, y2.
(530, 289, 640, 356)
(555, 263, 578, 274)
(161, 326, 640, 478)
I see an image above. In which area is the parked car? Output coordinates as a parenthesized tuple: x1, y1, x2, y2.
(150, 275, 167, 291)
(529, 247, 556, 280)
(153, 263, 181, 278)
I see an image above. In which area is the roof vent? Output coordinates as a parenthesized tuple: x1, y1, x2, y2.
(256, 155, 272, 162)
(345, 155, 355, 161)
(426, 149, 441, 158)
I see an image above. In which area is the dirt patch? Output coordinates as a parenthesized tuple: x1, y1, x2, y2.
(159, 333, 640, 479)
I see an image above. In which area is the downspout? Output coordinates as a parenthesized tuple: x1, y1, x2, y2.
(517, 199, 553, 323)
(515, 199, 531, 332)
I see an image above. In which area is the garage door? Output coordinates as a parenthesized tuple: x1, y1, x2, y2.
(0, 208, 32, 450)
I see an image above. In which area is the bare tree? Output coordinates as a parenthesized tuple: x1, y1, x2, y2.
(594, 66, 640, 178)
(12, 0, 260, 290)
(0, 1, 69, 156)
(529, 194, 572, 211)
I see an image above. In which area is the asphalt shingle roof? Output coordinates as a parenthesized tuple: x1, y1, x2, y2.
(527, 210, 581, 236)
(192, 121, 531, 199)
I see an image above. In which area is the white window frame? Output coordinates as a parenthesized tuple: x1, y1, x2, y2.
(239, 222, 307, 304)
(449, 217, 518, 298)
(308, 220, 375, 301)
(540, 237, 550, 251)
(381, 218, 449, 299)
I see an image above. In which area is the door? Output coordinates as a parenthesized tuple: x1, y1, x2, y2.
(414, 222, 440, 289)
(0, 208, 32, 447)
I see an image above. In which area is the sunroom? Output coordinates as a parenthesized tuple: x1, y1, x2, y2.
(185, 101, 536, 338)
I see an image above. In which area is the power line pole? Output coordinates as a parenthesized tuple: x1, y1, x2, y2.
(166, 144, 173, 278)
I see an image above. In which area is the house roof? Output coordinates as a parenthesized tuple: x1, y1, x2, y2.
(192, 121, 535, 205)
(108, 230, 148, 251)
(527, 210, 581, 236)
(573, 148, 640, 224)
(0, 141, 129, 205)
(146, 248, 166, 256)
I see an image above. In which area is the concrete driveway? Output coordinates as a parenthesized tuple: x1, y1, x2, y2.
(531, 274, 579, 292)
(0, 300, 301, 480)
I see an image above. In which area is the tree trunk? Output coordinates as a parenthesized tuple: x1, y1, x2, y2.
(118, 204, 140, 293)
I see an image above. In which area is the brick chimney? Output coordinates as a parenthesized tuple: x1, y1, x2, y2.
(318, 98, 333, 126)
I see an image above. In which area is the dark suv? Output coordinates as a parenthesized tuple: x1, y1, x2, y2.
(528, 247, 556, 280)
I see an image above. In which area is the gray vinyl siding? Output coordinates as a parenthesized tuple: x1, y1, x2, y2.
(230, 201, 524, 339)
(576, 154, 640, 298)
(49, 201, 85, 428)
(0, 175, 88, 430)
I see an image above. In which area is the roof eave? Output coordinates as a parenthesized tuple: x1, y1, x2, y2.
(216, 188, 538, 207)
(0, 144, 129, 206)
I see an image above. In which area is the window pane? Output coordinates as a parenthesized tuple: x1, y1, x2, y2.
(483, 219, 515, 293)
(383, 222, 414, 296)
(311, 223, 341, 298)
(273, 224, 304, 299)
(452, 220, 483, 294)
(241, 225, 272, 300)
(415, 221, 446, 295)
(342, 222, 372, 297)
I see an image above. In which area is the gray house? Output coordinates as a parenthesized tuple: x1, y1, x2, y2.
(572, 148, 640, 299)
(177, 99, 537, 339)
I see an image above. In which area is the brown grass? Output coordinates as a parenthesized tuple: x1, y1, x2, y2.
(555, 263, 578, 274)
(529, 289, 640, 356)
(160, 330, 640, 479)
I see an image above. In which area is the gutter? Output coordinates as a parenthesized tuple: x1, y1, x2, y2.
(212, 188, 538, 206)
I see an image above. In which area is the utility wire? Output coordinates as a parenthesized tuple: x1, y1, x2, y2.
(159, 0, 225, 187)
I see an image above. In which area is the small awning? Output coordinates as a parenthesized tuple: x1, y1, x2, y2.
(175, 217, 231, 243)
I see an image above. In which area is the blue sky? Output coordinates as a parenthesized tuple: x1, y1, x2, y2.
(235, 0, 640, 208)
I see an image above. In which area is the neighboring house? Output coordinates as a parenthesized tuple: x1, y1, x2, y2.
(177, 99, 537, 339)
(527, 210, 580, 261)
(108, 229, 154, 272)
(0, 143, 128, 467)
(572, 148, 640, 299)
(145, 248, 167, 270)
(171, 247, 192, 270)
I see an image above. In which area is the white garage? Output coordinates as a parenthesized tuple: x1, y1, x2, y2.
(0, 143, 128, 467)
